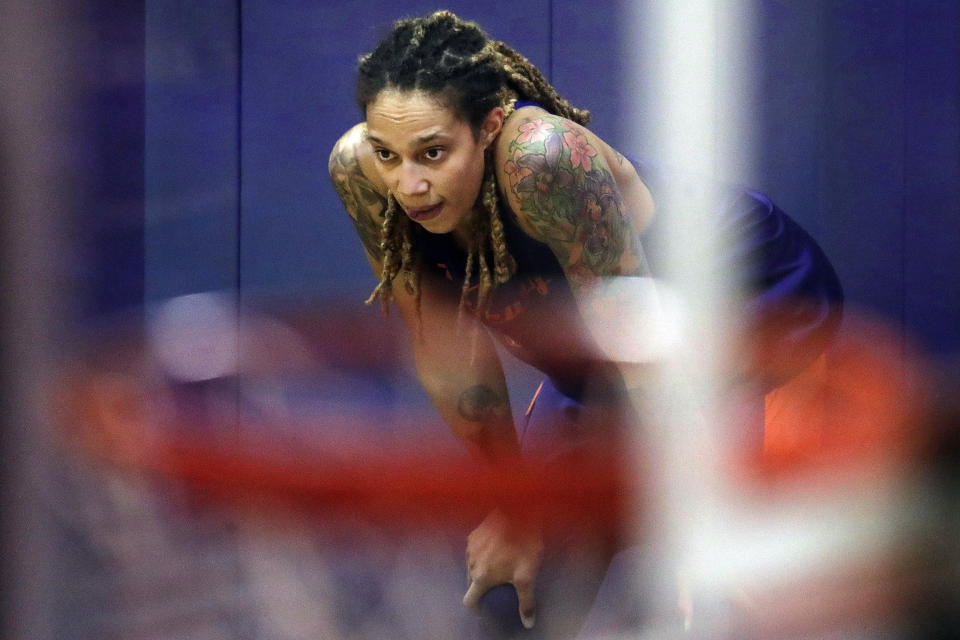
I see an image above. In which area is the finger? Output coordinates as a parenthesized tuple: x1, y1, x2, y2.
(463, 580, 485, 615)
(514, 577, 537, 630)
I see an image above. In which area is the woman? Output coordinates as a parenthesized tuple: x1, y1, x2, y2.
(329, 10, 842, 637)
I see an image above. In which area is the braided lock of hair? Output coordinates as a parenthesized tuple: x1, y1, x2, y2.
(359, 11, 588, 316)
(363, 192, 420, 314)
(487, 40, 590, 126)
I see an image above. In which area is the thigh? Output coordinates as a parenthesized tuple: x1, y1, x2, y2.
(477, 545, 613, 640)
(519, 378, 590, 456)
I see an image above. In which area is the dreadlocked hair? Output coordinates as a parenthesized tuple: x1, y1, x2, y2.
(357, 10, 588, 315)
(363, 191, 421, 314)
(455, 148, 519, 317)
(487, 40, 590, 126)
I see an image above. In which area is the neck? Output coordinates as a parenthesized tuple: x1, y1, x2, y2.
(451, 205, 483, 250)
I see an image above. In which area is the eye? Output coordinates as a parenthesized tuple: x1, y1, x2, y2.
(423, 147, 445, 161)
(374, 148, 394, 162)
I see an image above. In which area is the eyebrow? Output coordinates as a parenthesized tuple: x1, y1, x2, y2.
(365, 131, 451, 147)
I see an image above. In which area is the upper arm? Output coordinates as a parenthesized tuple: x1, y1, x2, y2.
(494, 112, 647, 294)
(328, 124, 388, 268)
(496, 113, 664, 381)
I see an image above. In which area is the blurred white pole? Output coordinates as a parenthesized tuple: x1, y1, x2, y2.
(627, 0, 756, 633)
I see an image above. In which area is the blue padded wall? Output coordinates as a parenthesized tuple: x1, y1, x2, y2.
(145, 1, 239, 301)
(752, 0, 960, 355)
(901, 0, 960, 355)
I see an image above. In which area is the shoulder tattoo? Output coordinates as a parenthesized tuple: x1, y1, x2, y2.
(502, 116, 644, 287)
(329, 139, 387, 259)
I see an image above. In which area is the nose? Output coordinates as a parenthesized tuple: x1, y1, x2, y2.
(396, 162, 429, 197)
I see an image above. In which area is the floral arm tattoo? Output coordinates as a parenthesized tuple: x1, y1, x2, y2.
(328, 137, 386, 260)
(503, 116, 646, 292)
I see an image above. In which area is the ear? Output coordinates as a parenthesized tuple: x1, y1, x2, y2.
(479, 106, 505, 147)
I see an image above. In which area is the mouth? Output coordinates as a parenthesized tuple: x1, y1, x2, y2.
(403, 203, 443, 222)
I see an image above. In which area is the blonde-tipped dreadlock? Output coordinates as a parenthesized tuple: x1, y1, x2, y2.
(363, 191, 420, 314)
(487, 40, 590, 126)
(356, 10, 589, 315)
(456, 142, 519, 317)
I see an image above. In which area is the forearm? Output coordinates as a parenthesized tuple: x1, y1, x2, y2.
(415, 348, 521, 465)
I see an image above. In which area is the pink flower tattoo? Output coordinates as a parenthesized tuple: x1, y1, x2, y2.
(563, 131, 597, 171)
(517, 118, 553, 143)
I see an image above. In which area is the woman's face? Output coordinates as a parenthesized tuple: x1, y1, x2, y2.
(365, 89, 496, 236)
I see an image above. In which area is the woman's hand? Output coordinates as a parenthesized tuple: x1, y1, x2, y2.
(463, 508, 544, 629)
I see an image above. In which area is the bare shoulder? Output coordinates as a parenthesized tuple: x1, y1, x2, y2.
(328, 122, 365, 176)
(329, 123, 387, 200)
(495, 106, 632, 177)
(494, 106, 654, 239)
(329, 123, 389, 260)
(493, 106, 649, 282)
